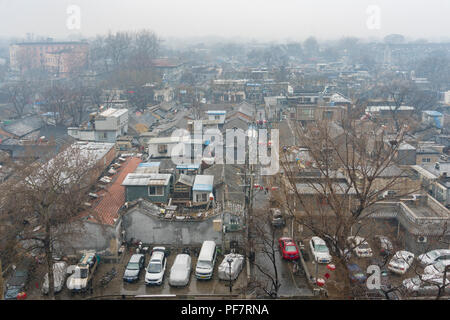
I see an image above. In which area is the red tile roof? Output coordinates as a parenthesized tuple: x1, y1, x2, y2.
(87, 157, 142, 225)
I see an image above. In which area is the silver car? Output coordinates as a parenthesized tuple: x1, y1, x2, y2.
(169, 254, 192, 287)
(388, 250, 414, 275)
(417, 249, 450, 267)
(218, 253, 244, 281)
(423, 260, 450, 277)
(402, 274, 450, 296)
(42, 261, 68, 294)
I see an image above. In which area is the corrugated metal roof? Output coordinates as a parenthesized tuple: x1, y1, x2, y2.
(177, 174, 195, 186)
(193, 175, 214, 191)
(122, 173, 171, 186)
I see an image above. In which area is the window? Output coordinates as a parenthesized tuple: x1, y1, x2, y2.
(148, 186, 164, 196)
(301, 109, 314, 117)
(196, 193, 208, 202)
(422, 158, 431, 163)
(158, 144, 168, 153)
(323, 111, 333, 120)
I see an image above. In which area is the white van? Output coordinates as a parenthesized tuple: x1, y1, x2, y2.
(195, 241, 217, 280)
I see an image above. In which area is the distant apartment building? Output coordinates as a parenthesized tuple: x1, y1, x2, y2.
(211, 79, 246, 103)
(68, 108, 129, 143)
(9, 41, 89, 75)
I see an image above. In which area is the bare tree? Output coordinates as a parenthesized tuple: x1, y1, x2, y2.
(376, 79, 414, 131)
(247, 208, 281, 298)
(0, 144, 102, 298)
(104, 31, 133, 71)
(3, 81, 34, 118)
(278, 118, 417, 297)
(129, 29, 160, 70)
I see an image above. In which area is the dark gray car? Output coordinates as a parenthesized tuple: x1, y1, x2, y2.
(5, 263, 30, 300)
(123, 254, 145, 282)
(271, 208, 285, 228)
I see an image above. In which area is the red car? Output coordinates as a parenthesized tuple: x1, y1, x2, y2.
(279, 237, 300, 260)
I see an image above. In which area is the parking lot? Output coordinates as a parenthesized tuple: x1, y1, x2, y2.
(300, 235, 428, 298)
(26, 245, 248, 300)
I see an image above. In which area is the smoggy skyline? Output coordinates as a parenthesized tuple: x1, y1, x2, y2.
(1, 0, 450, 42)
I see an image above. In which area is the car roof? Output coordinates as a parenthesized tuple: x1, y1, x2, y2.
(150, 251, 165, 261)
(311, 236, 326, 244)
(347, 263, 361, 271)
(130, 254, 144, 262)
(174, 254, 190, 265)
(395, 250, 414, 257)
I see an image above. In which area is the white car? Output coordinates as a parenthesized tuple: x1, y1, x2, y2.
(423, 260, 450, 277)
(218, 253, 245, 281)
(42, 261, 68, 294)
(169, 254, 192, 287)
(347, 236, 373, 258)
(388, 250, 414, 275)
(417, 249, 450, 267)
(402, 274, 450, 296)
(145, 247, 166, 285)
(309, 236, 332, 264)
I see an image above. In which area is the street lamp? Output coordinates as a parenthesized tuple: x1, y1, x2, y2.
(227, 257, 233, 293)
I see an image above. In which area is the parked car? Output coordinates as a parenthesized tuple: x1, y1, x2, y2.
(423, 260, 450, 277)
(373, 235, 393, 257)
(270, 208, 285, 228)
(309, 236, 332, 264)
(417, 249, 450, 267)
(347, 236, 373, 258)
(195, 241, 217, 280)
(402, 274, 450, 296)
(42, 261, 68, 294)
(279, 237, 300, 260)
(169, 254, 192, 287)
(66, 250, 99, 292)
(388, 250, 414, 275)
(4, 263, 30, 300)
(347, 263, 367, 284)
(123, 254, 145, 283)
(218, 253, 244, 281)
(145, 247, 166, 285)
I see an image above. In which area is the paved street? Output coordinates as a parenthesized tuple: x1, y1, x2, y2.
(250, 161, 312, 297)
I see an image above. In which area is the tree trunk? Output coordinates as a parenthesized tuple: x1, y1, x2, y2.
(337, 257, 352, 299)
(45, 223, 55, 299)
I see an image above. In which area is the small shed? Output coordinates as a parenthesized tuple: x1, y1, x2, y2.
(192, 175, 214, 204)
(122, 173, 172, 204)
(173, 174, 195, 203)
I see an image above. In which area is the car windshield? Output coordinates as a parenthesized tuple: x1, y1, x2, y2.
(285, 245, 297, 252)
(316, 244, 329, 252)
(433, 262, 445, 272)
(147, 263, 161, 273)
(127, 262, 140, 270)
(358, 242, 369, 249)
(427, 251, 439, 259)
(197, 260, 211, 269)
(79, 268, 88, 279)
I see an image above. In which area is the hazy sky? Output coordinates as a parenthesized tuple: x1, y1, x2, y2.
(1, 0, 450, 42)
